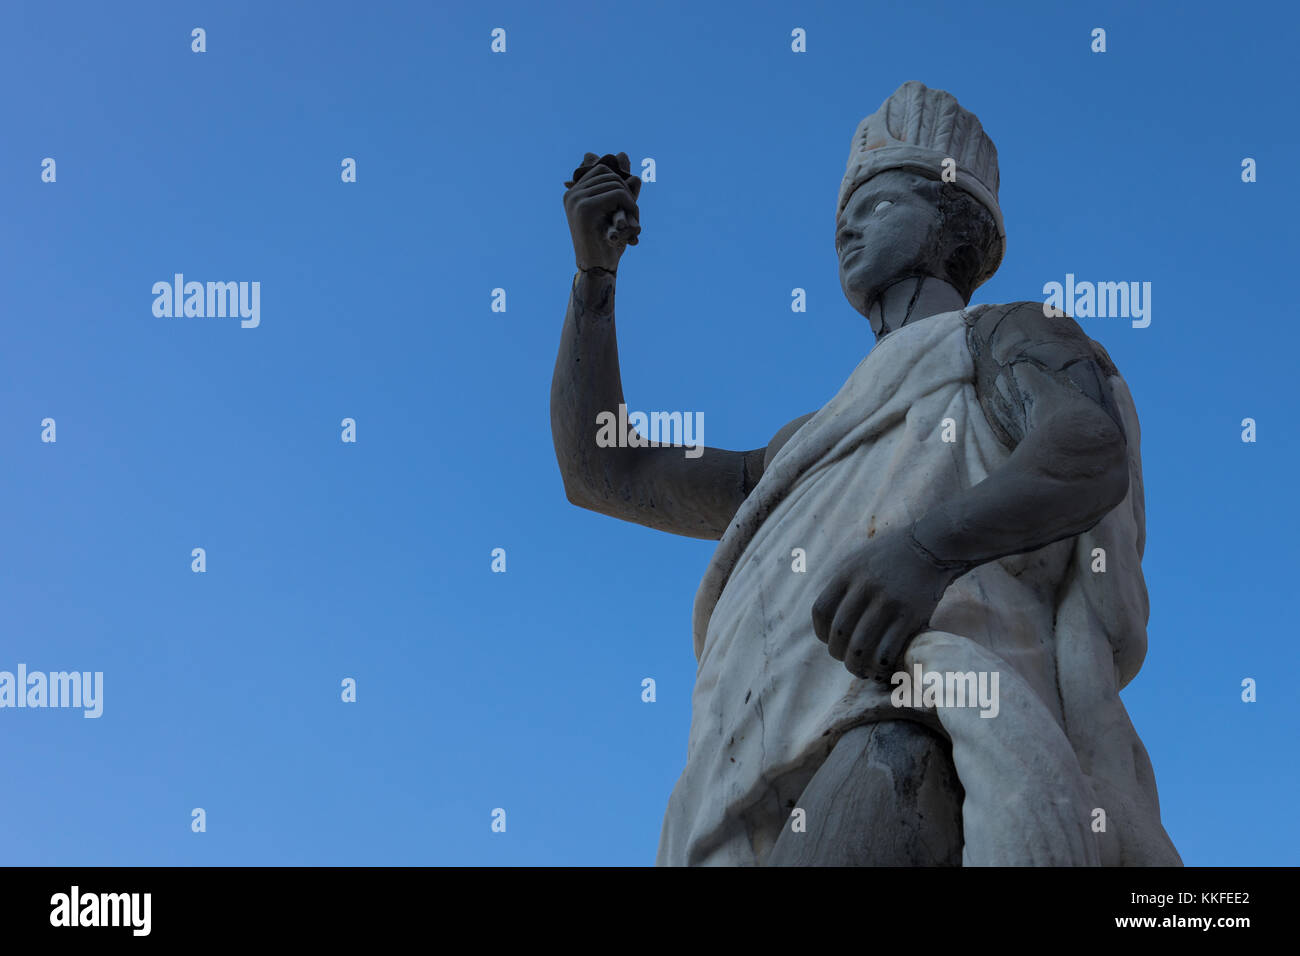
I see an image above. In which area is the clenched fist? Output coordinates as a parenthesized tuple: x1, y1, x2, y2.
(563, 151, 642, 273)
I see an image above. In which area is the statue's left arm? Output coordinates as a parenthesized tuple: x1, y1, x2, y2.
(812, 302, 1131, 680)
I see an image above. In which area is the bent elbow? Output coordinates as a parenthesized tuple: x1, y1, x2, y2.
(1092, 416, 1130, 512)
(1042, 405, 1130, 515)
(1100, 451, 1129, 512)
(559, 465, 613, 515)
(563, 477, 596, 511)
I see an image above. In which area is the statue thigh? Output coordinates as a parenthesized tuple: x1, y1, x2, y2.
(767, 719, 965, 866)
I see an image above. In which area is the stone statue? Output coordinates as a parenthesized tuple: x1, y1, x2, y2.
(551, 82, 1182, 866)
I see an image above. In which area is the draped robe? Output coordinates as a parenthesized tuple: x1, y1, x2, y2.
(656, 308, 1181, 867)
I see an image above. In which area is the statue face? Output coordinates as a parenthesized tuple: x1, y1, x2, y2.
(836, 169, 947, 316)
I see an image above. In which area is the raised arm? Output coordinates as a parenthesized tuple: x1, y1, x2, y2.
(550, 153, 765, 540)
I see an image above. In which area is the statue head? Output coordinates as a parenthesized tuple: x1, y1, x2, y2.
(835, 82, 1005, 321)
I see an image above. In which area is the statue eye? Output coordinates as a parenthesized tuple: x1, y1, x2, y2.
(873, 200, 893, 213)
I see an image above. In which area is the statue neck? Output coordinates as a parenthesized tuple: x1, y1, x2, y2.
(869, 277, 968, 339)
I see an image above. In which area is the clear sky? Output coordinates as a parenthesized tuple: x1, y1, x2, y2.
(1, 0, 1295, 866)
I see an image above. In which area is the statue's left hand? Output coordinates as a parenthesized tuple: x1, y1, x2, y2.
(811, 525, 961, 681)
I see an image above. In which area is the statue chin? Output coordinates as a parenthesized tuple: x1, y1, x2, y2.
(839, 260, 877, 311)
(841, 245, 932, 313)
(840, 269, 892, 319)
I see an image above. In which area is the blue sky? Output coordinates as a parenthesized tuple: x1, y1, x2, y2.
(1, 0, 1295, 865)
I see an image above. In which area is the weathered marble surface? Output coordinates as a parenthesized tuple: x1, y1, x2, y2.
(655, 309, 1180, 866)
(553, 81, 1182, 867)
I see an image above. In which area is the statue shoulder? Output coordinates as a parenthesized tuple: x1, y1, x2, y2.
(963, 301, 1114, 371)
(963, 301, 1126, 448)
(764, 412, 818, 471)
